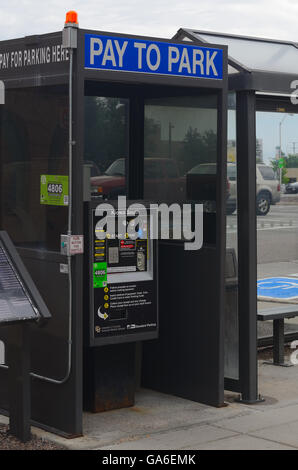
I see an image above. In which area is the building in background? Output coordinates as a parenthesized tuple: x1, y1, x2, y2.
(227, 139, 236, 162)
(228, 138, 263, 163)
(256, 138, 263, 162)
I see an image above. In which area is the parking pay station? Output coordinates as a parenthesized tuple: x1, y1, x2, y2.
(0, 13, 227, 436)
(86, 201, 157, 346)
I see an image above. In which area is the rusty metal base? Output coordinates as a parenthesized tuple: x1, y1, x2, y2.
(83, 342, 136, 413)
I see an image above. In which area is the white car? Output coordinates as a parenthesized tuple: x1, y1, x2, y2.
(227, 163, 280, 216)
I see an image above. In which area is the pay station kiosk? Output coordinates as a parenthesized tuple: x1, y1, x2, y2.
(84, 201, 158, 411)
(86, 201, 157, 345)
(0, 14, 227, 436)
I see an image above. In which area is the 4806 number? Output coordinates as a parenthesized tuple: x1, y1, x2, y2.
(47, 183, 63, 194)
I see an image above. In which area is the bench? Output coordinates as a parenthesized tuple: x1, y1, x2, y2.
(257, 306, 298, 366)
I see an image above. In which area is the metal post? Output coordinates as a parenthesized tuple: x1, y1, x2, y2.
(268, 318, 293, 367)
(279, 121, 282, 188)
(7, 324, 31, 442)
(236, 90, 262, 403)
(273, 319, 284, 365)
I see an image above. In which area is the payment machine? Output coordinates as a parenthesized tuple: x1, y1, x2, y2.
(86, 201, 158, 346)
(84, 201, 158, 411)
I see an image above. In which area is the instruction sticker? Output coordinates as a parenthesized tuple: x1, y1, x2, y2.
(40, 175, 69, 206)
(93, 262, 107, 288)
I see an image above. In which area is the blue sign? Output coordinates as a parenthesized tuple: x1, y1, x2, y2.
(257, 277, 298, 300)
(85, 34, 223, 80)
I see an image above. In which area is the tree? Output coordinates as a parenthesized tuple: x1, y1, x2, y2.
(181, 127, 217, 172)
(84, 97, 128, 172)
(270, 159, 288, 184)
(286, 154, 298, 168)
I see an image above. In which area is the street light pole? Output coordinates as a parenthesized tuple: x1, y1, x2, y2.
(279, 114, 293, 187)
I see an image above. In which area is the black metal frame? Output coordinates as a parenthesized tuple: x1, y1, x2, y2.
(0, 28, 228, 434)
(173, 27, 298, 403)
(80, 29, 228, 407)
(0, 31, 84, 437)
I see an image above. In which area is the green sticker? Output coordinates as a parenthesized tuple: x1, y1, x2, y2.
(40, 175, 69, 206)
(93, 262, 107, 288)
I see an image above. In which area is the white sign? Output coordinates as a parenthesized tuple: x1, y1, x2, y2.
(70, 235, 84, 255)
(0, 44, 69, 71)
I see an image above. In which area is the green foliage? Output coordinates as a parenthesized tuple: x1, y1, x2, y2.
(84, 97, 128, 172)
(270, 159, 279, 172)
(181, 127, 217, 172)
(285, 154, 298, 168)
(270, 159, 288, 183)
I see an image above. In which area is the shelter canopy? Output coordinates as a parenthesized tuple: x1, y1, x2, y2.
(174, 29, 298, 93)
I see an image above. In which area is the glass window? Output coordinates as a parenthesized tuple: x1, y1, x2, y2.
(84, 95, 129, 199)
(144, 94, 218, 205)
(188, 163, 216, 174)
(256, 109, 298, 341)
(227, 163, 237, 180)
(144, 159, 163, 179)
(0, 85, 68, 251)
(258, 165, 276, 180)
(105, 158, 125, 177)
(225, 92, 238, 380)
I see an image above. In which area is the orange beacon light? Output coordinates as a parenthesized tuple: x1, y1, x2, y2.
(65, 10, 78, 25)
(63, 10, 78, 48)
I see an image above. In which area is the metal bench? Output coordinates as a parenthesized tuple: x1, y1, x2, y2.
(257, 306, 298, 366)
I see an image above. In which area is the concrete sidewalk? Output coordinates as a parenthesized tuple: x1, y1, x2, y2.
(2, 355, 298, 450)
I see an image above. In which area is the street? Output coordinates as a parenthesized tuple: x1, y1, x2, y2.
(227, 195, 298, 264)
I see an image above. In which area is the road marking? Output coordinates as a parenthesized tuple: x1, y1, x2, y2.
(227, 224, 298, 234)
(258, 277, 298, 301)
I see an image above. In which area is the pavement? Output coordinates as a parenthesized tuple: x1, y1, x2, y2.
(2, 353, 298, 450)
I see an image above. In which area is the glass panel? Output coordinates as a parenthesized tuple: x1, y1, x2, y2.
(196, 32, 298, 74)
(228, 64, 240, 74)
(0, 85, 68, 251)
(144, 94, 218, 201)
(256, 109, 298, 341)
(84, 96, 129, 199)
(225, 92, 239, 380)
(144, 94, 218, 245)
(258, 165, 275, 180)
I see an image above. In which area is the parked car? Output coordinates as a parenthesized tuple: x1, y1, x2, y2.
(185, 162, 231, 205)
(90, 157, 184, 200)
(285, 181, 298, 194)
(227, 163, 281, 215)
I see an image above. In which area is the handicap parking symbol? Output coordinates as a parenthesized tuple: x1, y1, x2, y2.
(257, 277, 298, 300)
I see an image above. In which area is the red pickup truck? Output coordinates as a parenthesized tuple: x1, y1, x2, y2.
(90, 157, 185, 200)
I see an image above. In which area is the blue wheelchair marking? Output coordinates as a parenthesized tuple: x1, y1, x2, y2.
(257, 277, 298, 300)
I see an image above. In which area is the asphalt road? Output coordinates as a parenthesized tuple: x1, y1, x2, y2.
(227, 194, 298, 264)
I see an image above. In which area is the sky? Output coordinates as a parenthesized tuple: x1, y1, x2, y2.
(1, 0, 298, 41)
(256, 113, 298, 163)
